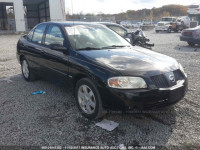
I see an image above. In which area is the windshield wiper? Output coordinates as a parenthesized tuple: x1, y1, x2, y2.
(101, 45, 131, 49)
(76, 45, 131, 50)
(76, 47, 102, 50)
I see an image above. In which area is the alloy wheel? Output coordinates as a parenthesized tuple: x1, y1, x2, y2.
(22, 60, 29, 79)
(78, 85, 96, 114)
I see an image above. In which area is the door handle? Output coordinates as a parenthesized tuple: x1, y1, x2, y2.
(27, 46, 42, 51)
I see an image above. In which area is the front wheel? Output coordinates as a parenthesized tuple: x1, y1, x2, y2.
(75, 78, 103, 119)
(155, 30, 159, 33)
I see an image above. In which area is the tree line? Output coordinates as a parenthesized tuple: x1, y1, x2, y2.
(66, 4, 188, 21)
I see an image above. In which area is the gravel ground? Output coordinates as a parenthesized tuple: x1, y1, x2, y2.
(0, 32, 200, 149)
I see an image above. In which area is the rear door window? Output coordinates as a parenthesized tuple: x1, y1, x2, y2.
(44, 25, 64, 46)
(32, 24, 47, 44)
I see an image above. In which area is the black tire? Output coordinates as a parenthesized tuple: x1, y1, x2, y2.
(174, 30, 179, 33)
(21, 57, 37, 81)
(75, 78, 103, 119)
(187, 42, 195, 47)
(155, 30, 159, 33)
(167, 28, 172, 33)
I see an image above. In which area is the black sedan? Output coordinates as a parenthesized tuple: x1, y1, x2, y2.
(180, 25, 200, 46)
(17, 22, 188, 119)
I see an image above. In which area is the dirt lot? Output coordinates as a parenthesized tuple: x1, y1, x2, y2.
(0, 32, 200, 149)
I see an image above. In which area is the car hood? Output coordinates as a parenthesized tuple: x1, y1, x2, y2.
(78, 46, 179, 76)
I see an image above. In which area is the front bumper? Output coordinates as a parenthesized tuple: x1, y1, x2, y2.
(180, 35, 200, 45)
(100, 79, 188, 110)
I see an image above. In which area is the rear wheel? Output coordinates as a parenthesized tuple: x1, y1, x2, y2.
(187, 42, 195, 46)
(21, 58, 37, 81)
(155, 30, 159, 33)
(75, 78, 103, 119)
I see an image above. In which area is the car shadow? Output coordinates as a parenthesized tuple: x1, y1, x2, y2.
(99, 107, 177, 146)
(174, 44, 200, 52)
(0, 74, 177, 146)
(151, 31, 180, 35)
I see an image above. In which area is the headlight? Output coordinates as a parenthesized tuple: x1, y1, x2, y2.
(179, 63, 187, 77)
(108, 77, 147, 89)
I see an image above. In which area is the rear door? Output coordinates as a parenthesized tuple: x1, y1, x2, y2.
(23, 24, 47, 72)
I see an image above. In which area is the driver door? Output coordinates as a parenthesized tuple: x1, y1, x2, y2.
(40, 24, 70, 85)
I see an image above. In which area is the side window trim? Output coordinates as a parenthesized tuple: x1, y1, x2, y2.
(41, 24, 49, 45)
(27, 28, 35, 42)
(43, 24, 50, 44)
(62, 25, 74, 51)
(31, 24, 47, 45)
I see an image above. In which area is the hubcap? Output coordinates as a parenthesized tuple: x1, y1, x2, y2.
(78, 85, 96, 114)
(22, 60, 29, 79)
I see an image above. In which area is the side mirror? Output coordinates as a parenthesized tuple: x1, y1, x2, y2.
(23, 34, 28, 39)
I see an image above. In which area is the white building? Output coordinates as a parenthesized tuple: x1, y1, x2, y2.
(188, 4, 200, 25)
(0, 0, 65, 33)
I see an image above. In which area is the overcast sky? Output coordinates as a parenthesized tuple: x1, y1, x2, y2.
(65, 0, 199, 14)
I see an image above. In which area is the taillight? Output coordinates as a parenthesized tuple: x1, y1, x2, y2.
(193, 30, 200, 39)
(182, 31, 193, 37)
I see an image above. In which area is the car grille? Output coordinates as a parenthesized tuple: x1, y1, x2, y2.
(157, 23, 164, 26)
(151, 70, 184, 88)
(151, 74, 169, 88)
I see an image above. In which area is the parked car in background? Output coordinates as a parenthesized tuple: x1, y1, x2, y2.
(99, 22, 154, 49)
(133, 22, 142, 28)
(180, 25, 200, 46)
(98, 22, 129, 37)
(17, 22, 188, 119)
(140, 20, 155, 31)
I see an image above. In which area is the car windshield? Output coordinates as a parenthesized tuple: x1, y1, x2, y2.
(65, 24, 131, 50)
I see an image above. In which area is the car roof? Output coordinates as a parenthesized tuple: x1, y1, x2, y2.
(98, 22, 125, 27)
(97, 22, 128, 30)
(39, 21, 104, 26)
(98, 22, 118, 25)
